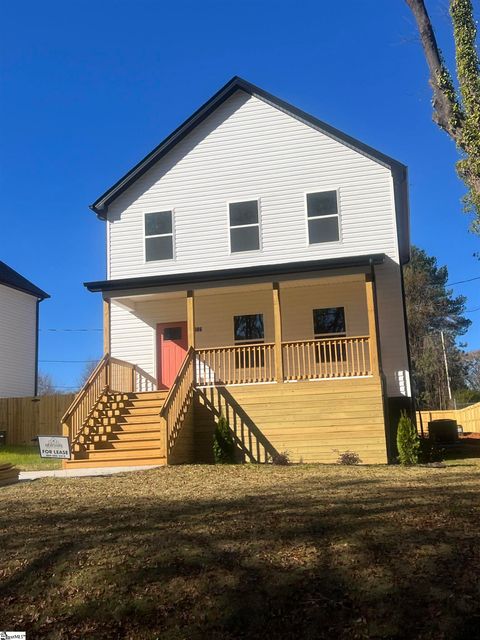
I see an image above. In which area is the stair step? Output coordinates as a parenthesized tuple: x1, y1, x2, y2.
(113, 414, 162, 425)
(110, 391, 168, 402)
(110, 423, 163, 433)
(115, 405, 162, 416)
(89, 439, 163, 451)
(87, 447, 165, 460)
(92, 430, 162, 442)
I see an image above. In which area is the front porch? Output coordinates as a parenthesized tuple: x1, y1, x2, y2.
(62, 270, 388, 467)
(105, 271, 380, 388)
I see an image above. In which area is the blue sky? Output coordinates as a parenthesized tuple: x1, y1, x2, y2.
(1, 0, 479, 391)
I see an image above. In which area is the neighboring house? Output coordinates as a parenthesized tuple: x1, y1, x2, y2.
(0, 262, 49, 397)
(63, 76, 412, 468)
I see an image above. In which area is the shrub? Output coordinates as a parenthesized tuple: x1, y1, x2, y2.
(397, 411, 420, 465)
(336, 450, 362, 465)
(272, 451, 290, 465)
(213, 414, 236, 464)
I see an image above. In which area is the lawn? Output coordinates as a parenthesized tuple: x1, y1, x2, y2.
(1, 463, 480, 639)
(0, 445, 62, 470)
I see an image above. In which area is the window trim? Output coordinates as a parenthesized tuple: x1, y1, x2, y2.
(227, 197, 263, 255)
(312, 306, 347, 339)
(304, 188, 342, 247)
(143, 209, 176, 263)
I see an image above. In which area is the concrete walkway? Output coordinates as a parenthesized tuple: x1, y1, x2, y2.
(20, 465, 161, 481)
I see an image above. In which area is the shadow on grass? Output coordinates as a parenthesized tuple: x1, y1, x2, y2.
(1, 468, 480, 639)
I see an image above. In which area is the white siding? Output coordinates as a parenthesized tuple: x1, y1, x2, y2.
(107, 89, 409, 397)
(0, 285, 37, 397)
(107, 91, 398, 278)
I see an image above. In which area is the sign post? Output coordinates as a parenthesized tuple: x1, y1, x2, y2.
(37, 435, 71, 460)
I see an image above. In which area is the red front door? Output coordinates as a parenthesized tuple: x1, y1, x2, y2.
(156, 322, 188, 389)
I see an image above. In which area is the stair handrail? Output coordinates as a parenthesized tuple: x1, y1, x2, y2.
(61, 354, 110, 424)
(160, 347, 196, 458)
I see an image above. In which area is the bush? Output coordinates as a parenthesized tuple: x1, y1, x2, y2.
(336, 450, 362, 465)
(272, 451, 290, 465)
(397, 411, 420, 465)
(213, 414, 236, 464)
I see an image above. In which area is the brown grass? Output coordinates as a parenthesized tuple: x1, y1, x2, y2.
(1, 463, 480, 639)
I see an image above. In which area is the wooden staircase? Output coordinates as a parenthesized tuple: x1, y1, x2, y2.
(64, 390, 169, 469)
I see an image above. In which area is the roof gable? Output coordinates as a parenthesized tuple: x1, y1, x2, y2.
(0, 262, 49, 300)
(90, 76, 410, 263)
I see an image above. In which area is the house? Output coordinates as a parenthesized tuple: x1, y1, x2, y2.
(0, 261, 49, 397)
(62, 76, 412, 468)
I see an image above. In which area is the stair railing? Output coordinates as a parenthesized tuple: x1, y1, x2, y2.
(61, 354, 138, 450)
(160, 347, 196, 460)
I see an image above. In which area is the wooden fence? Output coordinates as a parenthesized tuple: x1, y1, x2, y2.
(0, 393, 75, 445)
(417, 402, 480, 434)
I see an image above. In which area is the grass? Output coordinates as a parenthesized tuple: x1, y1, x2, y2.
(1, 463, 480, 639)
(0, 445, 62, 470)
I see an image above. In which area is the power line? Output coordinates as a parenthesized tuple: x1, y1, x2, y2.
(448, 275, 480, 286)
(465, 307, 480, 314)
(39, 328, 102, 332)
(40, 359, 99, 363)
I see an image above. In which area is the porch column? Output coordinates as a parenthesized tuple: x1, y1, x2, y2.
(187, 290, 195, 348)
(103, 299, 111, 354)
(365, 274, 380, 376)
(272, 283, 284, 383)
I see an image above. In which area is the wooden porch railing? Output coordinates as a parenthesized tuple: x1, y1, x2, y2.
(160, 347, 196, 458)
(282, 336, 371, 381)
(61, 354, 138, 449)
(196, 343, 276, 385)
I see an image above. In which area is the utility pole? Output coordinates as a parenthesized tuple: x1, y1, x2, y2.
(440, 331, 453, 408)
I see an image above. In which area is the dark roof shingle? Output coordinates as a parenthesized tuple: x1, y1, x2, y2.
(0, 262, 49, 300)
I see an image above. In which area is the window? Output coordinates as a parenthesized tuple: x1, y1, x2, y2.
(306, 190, 340, 244)
(234, 313, 264, 367)
(145, 211, 174, 261)
(313, 307, 346, 364)
(229, 201, 260, 252)
(313, 307, 346, 337)
(164, 327, 182, 341)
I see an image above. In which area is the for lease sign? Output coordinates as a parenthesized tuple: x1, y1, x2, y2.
(38, 436, 71, 459)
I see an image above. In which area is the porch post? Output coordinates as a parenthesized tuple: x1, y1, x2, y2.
(365, 274, 380, 376)
(103, 299, 111, 354)
(187, 290, 195, 348)
(272, 282, 284, 383)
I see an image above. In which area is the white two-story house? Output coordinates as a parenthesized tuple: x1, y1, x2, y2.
(63, 77, 412, 468)
(0, 261, 49, 397)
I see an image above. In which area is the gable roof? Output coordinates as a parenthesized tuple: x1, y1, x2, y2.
(0, 262, 49, 300)
(90, 76, 410, 263)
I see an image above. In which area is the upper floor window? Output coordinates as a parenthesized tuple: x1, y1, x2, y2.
(313, 307, 346, 337)
(145, 211, 174, 261)
(306, 191, 340, 244)
(229, 200, 260, 253)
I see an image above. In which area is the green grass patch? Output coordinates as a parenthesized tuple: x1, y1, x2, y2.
(0, 445, 61, 470)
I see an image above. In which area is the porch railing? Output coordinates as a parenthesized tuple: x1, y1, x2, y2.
(282, 336, 371, 381)
(160, 347, 196, 458)
(196, 343, 276, 385)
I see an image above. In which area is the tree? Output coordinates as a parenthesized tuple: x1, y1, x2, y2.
(464, 349, 480, 389)
(397, 411, 420, 465)
(404, 246, 471, 408)
(37, 372, 56, 396)
(405, 0, 480, 232)
(77, 359, 98, 389)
